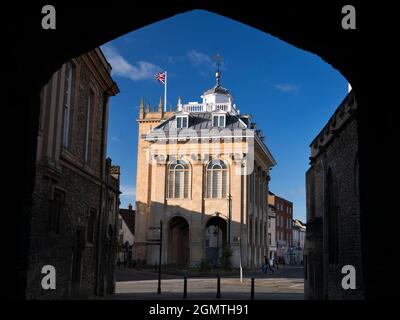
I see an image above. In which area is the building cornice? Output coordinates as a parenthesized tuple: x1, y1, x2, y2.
(309, 90, 356, 159)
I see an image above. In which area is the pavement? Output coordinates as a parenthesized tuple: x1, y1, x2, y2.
(104, 266, 304, 300)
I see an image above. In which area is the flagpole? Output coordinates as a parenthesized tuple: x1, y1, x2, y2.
(164, 71, 167, 112)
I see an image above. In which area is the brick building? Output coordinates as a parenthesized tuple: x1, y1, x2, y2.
(27, 48, 120, 299)
(305, 90, 363, 299)
(134, 70, 276, 269)
(268, 191, 293, 263)
(267, 202, 277, 261)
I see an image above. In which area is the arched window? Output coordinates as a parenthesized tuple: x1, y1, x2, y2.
(326, 168, 339, 264)
(168, 160, 189, 198)
(206, 160, 228, 198)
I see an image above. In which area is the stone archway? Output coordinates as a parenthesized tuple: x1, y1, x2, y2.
(205, 216, 227, 267)
(167, 216, 190, 267)
(8, 2, 393, 300)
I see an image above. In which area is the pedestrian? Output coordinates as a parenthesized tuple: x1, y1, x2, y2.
(117, 257, 121, 268)
(269, 257, 275, 272)
(262, 256, 267, 273)
(275, 258, 279, 270)
(263, 256, 274, 274)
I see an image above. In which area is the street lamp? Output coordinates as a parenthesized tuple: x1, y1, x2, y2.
(149, 220, 163, 294)
(238, 236, 243, 283)
(227, 193, 232, 248)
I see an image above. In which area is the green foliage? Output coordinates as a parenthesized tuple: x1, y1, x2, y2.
(220, 246, 233, 271)
(200, 258, 211, 271)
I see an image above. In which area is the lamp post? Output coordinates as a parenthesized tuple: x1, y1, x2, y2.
(149, 220, 163, 294)
(227, 193, 232, 248)
(157, 220, 163, 294)
(238, 236, 243, 283)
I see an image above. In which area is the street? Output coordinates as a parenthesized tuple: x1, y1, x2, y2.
(105, 266, 304, 300)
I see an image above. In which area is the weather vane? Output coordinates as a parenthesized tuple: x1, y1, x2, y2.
(213, 53, 222, 72)
(213, 53, 222, 86)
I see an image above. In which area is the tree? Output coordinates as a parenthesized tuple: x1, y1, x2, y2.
(220, 246, 233, 271)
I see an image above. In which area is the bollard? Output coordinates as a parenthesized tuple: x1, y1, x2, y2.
(251, 278, 255, 300)
(183, 276, 187, 299)
(216, 274, 221, 299)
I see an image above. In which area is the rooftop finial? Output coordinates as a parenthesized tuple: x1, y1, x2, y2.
(158, 96, 163, 112)
(213, 53, 222, 86)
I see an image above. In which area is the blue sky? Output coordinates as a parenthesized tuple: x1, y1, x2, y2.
(102, 10, 348, 222)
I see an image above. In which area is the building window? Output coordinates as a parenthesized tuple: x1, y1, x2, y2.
(212, 115, 226, 127)
(177, 116, 188, 128)
(62, 62, 74, 147)
(168, 160, 189, 198)
(84, 89, 95, 163)
(206, 160, 228, 198)
(87, 208, 97, 244)
(49, 189, 65, 234)
(268, 233, 272, 245)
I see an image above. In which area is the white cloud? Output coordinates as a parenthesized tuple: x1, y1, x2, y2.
(102, 45, 162, 81)
(273, 83, 301, 93)
(111, 136, 120, 142)
(187, 50, 212, 67)
(120, 185, 136, 198)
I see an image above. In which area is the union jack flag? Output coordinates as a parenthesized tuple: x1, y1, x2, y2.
(155, 71, 166, 84)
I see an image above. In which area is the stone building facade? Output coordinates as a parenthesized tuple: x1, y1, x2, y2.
(27, 48, 120, 299)
(305, 90, 363, 299)
(134, 71, 276, 269)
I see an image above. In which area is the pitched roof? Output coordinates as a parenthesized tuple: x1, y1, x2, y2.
(119, 208, 135, 235)
(203, 84, 230, 95)
(153, 112, 248, 132)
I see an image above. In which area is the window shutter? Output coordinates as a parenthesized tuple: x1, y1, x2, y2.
(207, 170, 212, 198)
(184, 170, 189, 198)
(222, 170, 227, 197)
(168, 170, 174, 198)
(175, 170, 181, 198)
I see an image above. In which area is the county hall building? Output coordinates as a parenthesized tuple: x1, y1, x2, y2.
(133, 69, 276, 269)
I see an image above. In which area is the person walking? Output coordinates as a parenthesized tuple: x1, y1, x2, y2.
(263, 256, 274, 274)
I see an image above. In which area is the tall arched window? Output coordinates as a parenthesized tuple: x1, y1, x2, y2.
(168, 160, 189, 198)
(206, 160, 228, 198)
(326, 168, 339, 264)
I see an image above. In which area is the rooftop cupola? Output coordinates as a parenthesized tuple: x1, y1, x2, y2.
(180, 53, 239, 115)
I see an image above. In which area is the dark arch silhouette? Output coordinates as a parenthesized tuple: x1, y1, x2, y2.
(6, 2, 393, 299)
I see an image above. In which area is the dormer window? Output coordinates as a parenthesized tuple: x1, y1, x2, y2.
(213, 115, 226, 127)
(176, 116, 188, 129)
